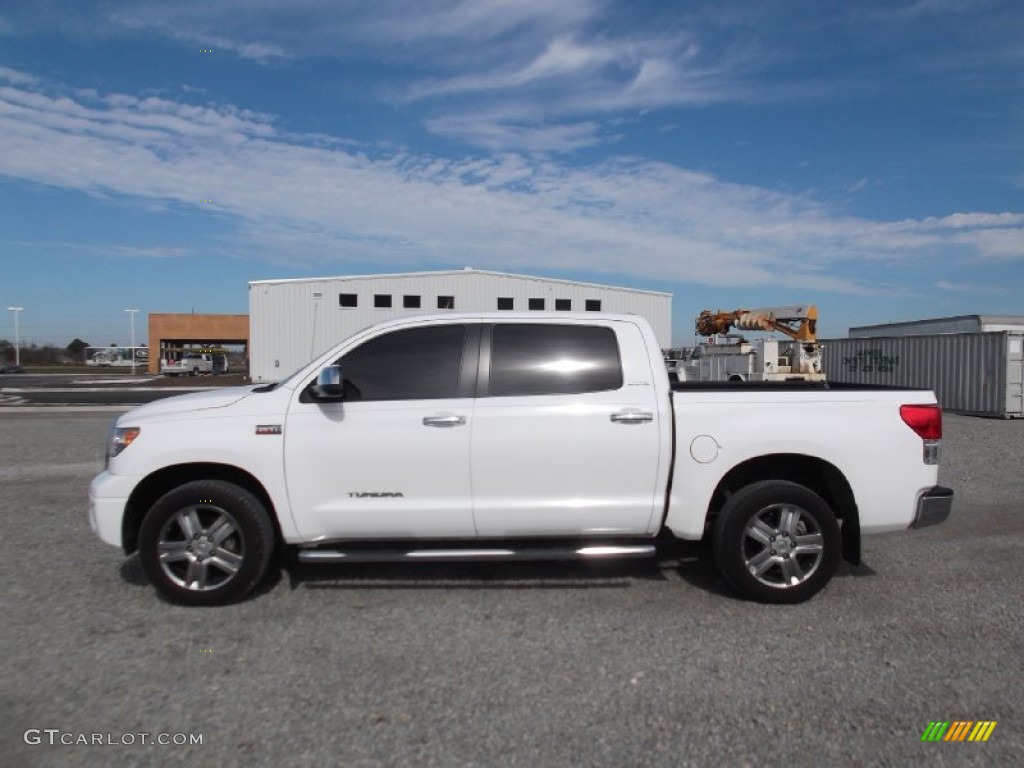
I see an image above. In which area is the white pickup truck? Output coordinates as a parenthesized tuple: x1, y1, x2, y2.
(161, 353, 216, 377)
(89, 313, 952, 606)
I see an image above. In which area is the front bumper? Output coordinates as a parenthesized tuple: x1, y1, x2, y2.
(89, 471, 139, 548)
(911, 485, 954, 529)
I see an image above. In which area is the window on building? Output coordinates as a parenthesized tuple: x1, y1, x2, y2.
(585, 299, 602, 312)
(528, 298, 545, 311)
(497, 297, 514, 310)
(488, 324, 622, 397)
(555, 299, 571, 311)
(333, 325, 467, 401)
(437, 296, 455, 310)
(374, 294, 392, 308)
(403, 295, 421, 309)
(339, 293, 358, 308)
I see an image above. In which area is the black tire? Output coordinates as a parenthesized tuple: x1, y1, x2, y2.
(712, 480, 840, 604)
(139, 480, 275, 606)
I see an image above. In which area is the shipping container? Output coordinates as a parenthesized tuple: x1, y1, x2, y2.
(822, 332, 1024, 418)
(849, 314, 1024, 337)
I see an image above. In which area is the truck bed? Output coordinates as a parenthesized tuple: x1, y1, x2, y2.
(670, 380, 932, 392)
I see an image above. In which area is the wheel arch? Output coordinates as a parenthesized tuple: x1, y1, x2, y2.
(122, 463, 281, 555)
(707, 453, 860, 564)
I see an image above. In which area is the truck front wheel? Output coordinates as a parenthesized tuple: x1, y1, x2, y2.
(138, 480, 275, 606)
(712, 480, 840, 604)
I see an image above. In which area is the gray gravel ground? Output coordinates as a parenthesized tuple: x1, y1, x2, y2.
(0, 411, 1020, 767)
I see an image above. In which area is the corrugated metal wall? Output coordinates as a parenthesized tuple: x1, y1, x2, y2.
(822, 332, 1023, 418)
(249, 272, 672, 382)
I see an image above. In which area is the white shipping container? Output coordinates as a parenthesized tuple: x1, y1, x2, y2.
(849, 314, 1024, 337)
(249, 270, 672, 382)
(822, 332, 1024, 418)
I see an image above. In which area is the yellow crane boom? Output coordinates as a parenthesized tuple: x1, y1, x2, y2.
(695, 305, 818, 342)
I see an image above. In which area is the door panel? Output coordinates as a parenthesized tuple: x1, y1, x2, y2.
(284, 323, 477, 541)
(471, 322, 662, 537)
(285, 398, 474, 540)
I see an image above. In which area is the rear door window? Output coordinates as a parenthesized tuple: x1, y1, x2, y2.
(488, 324, 622, 396)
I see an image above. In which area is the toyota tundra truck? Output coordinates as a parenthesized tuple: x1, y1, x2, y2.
(89, 313, 953, 606)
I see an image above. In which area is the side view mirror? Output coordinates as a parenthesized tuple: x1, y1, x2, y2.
(310, 365, 345, 400)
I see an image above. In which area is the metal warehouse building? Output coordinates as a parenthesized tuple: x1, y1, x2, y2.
(248, 269, 672, 383)
(823, 314, 1024, 418)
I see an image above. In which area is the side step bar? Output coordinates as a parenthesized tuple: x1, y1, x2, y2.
(297, 544, 657, 564)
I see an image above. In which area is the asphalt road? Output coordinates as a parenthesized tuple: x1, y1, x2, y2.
(0, 411, 1020, 767)
(0, 373, 233, 406)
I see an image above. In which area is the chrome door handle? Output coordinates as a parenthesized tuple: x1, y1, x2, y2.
(422, 415, 466, 427)
(610, 410, 653, 424)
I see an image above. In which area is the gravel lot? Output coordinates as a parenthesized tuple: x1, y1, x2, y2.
(0, 411, 1020, 767)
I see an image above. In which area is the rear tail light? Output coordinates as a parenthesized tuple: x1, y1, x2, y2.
(901, 404, 941, 465)
(900, 404, 942, 439)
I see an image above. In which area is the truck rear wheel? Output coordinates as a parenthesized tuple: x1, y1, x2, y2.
(712, 480, 840, 604)
(138, 480, 275, 606)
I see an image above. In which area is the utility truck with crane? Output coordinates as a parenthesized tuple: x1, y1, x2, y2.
(673, 306, 825, 383)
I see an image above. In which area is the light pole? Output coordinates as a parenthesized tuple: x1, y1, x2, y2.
(6, 307, 23, 366)
(124, 309, 139, 373)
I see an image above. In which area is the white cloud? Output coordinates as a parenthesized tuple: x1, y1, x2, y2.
(408, 50, 754, 151)
(0, 75, 1021, 296)
(519, 35, 622, 81)
(424, 116, 607, 152)
(195, 35, 288, 62)
(16, 0, 1016, 158)
(405, 30, 736, 137)
(0, 66, 38, 85)
(2, 1, 769, 152)
(89, 0, 598, 62)
(358, 0, 599, 44)
(10, 241, 192, 259)
(407, 35, 624, 99)
(935, 280, 1009, 294)
(924, 212, 1024, 229)
(952, 228, 1024, 260)
(109, 13, 289, 62)
(888, 0, 992, 19)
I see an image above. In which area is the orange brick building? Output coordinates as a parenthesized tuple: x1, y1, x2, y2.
(146, 314, 249, 375)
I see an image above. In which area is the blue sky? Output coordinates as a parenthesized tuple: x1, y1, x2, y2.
(1, 0, 1022, 347)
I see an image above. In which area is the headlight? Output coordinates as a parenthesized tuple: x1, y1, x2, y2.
(107, 425, 141, 466)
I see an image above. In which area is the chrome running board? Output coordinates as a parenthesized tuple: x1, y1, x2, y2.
(296, 544, 656, 564)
